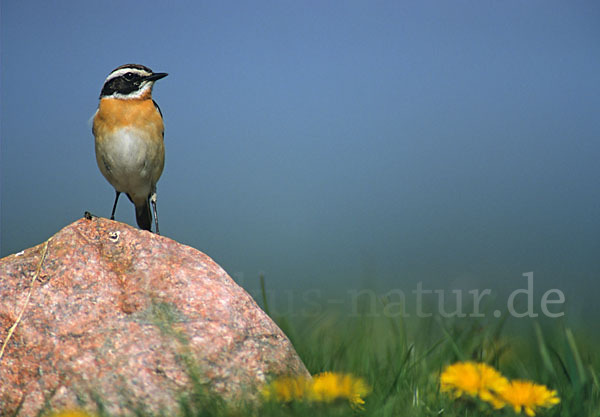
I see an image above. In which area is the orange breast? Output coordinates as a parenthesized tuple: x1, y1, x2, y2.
(93, 98, 164, 140)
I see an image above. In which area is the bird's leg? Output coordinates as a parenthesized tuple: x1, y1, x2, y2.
(150, 192, 160, 235)
(111, 191, 121, 220)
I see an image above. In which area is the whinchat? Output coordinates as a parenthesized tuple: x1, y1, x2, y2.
(93, 64, 167, 234)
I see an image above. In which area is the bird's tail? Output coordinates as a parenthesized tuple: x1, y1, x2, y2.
(135, 199, 152, 231)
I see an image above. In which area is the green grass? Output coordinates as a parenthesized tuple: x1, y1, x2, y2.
(262, 309, 599, 417)
(46, 297, 600, 417)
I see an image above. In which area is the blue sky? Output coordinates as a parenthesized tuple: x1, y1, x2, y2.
(1, 1, 599, 319)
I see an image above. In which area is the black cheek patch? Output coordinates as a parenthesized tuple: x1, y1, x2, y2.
(100, 77, 140, 97)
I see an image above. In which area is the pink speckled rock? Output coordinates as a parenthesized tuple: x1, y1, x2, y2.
(0, 217, 308, 416)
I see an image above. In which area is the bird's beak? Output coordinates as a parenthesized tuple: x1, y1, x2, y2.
(146, 72, 168, 82)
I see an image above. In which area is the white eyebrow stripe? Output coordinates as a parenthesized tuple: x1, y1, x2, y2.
(104, 67, 152, 83)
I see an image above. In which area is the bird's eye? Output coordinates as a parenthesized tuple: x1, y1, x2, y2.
(124, 72, 135, 81)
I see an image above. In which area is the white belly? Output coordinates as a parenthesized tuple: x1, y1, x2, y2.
(95, 128, 163, 205)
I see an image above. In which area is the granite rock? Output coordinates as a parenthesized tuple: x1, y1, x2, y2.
(0, 217, 308, 416)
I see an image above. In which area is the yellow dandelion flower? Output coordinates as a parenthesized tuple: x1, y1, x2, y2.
(311, 372, 371, 409)
(261, 375, 312, 402)
(498, 380, 560, 416)
(262, 372, 370, 409)
(440, 361, 508, 408)
(48, 410, 95, 417)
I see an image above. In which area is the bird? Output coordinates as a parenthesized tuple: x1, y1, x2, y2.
(92, 64, 168, 234)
